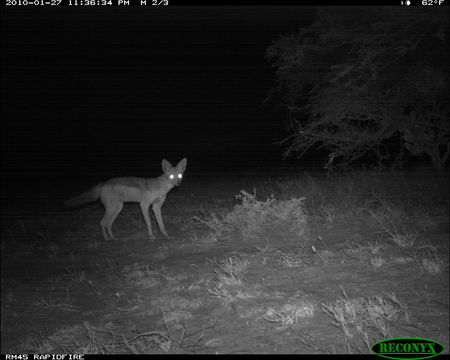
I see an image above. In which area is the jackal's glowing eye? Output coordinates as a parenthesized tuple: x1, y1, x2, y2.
(178, 173, 183, 179)
(169, 174, 174, 179)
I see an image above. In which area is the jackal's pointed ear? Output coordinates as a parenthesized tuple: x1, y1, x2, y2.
(177, 158, 187, 172)
(162, 159, 172, 172)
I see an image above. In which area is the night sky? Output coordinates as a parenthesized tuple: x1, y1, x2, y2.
(1, 6, 316, 193)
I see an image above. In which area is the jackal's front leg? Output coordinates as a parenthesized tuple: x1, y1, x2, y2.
(152, 200, 170, 239)
(140, 203, 155, 240)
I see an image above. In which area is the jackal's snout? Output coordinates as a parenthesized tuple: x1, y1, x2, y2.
(169, 172, 183, 186)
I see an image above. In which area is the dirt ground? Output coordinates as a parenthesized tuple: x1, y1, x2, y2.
(1, 170, 449, 354)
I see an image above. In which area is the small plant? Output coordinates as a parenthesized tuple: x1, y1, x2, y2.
(391, 234, 416, 248)
(319, 203, 340, 223)
(122, 263, 162, 288)
(410, 285, 433, 312)
(322, 289, 409, 353)
(208, 282, 236, 303)
(210, 256, 249, 287)
(367, 239, 384, 255)
(364, 200, 416, 248)
(276, 246, 312, 267)
(343, 240, 367, 261)
(35, 296, 76, 312)
(20, 335, 55, 353)
(413, 245, 448, 274)
(344, 240, 386, 263)
(370, 256, 386, 268)
(264, 302, 315, 327)
(193, 213, 234, 236)
(225, 190, 308, 238)
(208, 256, 249, 304)
(193, 190, 308, 240)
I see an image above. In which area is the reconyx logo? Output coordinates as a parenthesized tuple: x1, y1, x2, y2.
(371, 337, 445, 360)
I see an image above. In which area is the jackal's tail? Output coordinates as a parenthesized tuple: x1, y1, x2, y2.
(64, 184, 102, 207)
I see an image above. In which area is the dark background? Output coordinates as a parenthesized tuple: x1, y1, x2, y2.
(1, 6, 318, 195)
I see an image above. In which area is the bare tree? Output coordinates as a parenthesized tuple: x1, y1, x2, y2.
(267, 7, 449, 169)
(398, 67, 449, 168)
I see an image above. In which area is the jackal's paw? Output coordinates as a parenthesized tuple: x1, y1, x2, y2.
(148, 233, 156, 241)
(162, 232, 172, 240)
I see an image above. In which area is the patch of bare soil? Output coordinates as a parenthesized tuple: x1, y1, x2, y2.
(2, 171, 449, 354)
(2, 217, 448, 354)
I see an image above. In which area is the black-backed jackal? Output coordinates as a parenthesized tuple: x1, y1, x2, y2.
(65, 158, 187, 240)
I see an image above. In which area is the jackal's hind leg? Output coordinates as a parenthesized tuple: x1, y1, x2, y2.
(100, 201, 123, 240)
